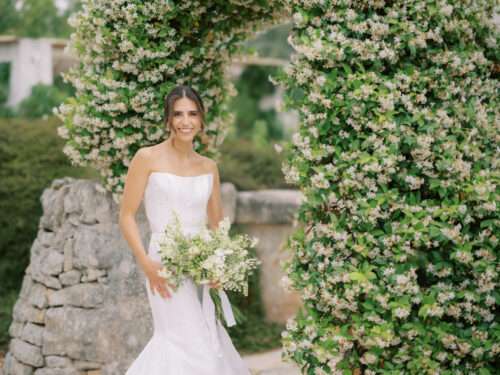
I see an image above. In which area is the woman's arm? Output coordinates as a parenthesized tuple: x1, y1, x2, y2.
(206, 161, 225, 289)
(119, 147, 172, 299)
(207, 160, 224, 231)
(118, 148, 151, 269)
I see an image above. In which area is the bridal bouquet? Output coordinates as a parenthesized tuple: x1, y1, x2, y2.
(157, 213, 260, 325)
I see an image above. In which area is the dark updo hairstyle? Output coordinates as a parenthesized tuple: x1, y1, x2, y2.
(163, 85, 206, 133)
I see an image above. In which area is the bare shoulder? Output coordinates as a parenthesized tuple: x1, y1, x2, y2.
(199, 155, 218, 174)
(134, 146, 155, 160)
(131, 146, 155, 170)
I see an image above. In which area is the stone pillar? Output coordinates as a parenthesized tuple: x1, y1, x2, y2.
(2, 178, 152, 374)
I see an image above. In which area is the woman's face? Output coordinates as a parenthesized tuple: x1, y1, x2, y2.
(169, 97, 202, 141)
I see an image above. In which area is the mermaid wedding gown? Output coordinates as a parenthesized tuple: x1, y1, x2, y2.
(125, 172, 250, 375)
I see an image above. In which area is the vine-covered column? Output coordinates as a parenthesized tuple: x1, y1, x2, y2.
(278, 1, 499, 374)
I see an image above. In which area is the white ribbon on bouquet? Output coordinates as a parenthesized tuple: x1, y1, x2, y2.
(201, 284, 236, 358)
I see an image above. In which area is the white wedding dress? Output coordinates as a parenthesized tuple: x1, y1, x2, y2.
(125, 172, 250, 375)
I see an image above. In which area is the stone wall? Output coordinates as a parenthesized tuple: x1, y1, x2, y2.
(1, 177, 302, 375)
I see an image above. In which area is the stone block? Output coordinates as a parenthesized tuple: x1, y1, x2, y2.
(59, 270, 82, 286)
(43, 299, 151, 366)
(43, 307, 101, 361)
(13, 300, 45, 324)
(48, 284, 105, 308)
(31, 270, 62, 290)
(8, 321, 24, 338)
(72, 228, 115, 269)
(40, 181, 72, 231)
(81, 269, 106, 283)
(41, 252, 64, 276)
(34, 369, 83, 375)
(51, 224, 75, 253)
(27, 282, 49, 309)
(45, 356, 72, 368)
(63, 239, 74, 272)
(10, 338, 44, 367)
(73, 361, 100, 371)
(19, 275, 34, 300)
(3, 352, 34, 375)
(38, 230, 55, 248)
(21, 323, 44, 347)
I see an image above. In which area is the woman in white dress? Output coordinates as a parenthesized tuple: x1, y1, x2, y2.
(118, 85, 250, 374)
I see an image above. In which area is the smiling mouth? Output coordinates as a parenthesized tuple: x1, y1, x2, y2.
(178, 128, 193, 133)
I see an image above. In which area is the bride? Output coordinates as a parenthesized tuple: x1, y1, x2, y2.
(119, 85, 250, 374)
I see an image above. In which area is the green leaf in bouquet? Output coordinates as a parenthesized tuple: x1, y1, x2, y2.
(210, 288, 246, 326)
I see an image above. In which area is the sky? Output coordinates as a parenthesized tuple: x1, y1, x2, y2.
(55, 0, 70, 12)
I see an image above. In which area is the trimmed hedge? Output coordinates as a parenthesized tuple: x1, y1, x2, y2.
(0, 116, 97, 349)
(220, 137, 288, 191)
(0, 116, 97, 293)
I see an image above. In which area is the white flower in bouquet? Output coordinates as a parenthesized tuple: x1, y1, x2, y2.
(200, 228, 213, 242)
(188, 245, 202, 256)
(157, 212, 260, 301)
(218, 217, 231, 235)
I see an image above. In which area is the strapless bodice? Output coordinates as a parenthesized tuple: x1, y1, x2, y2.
(143, 172, 213, 235)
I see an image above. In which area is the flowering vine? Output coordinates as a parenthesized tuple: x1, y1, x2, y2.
(278, 1, 499, 373)
(55, 0, 284, 202)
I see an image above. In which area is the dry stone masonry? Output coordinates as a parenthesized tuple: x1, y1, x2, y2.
(2, 177, 302, 375)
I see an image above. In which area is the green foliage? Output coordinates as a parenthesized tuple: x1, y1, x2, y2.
(0, 116, 97, 302)
(251, 119, 269, 148)
(0, 0, 77, 38)
(0, 67, 74, 119)
(230, 65, 284, 141)
(0, 105, 15, 118)
(245, 23, 293, 60)
(0, 0, 19, 35)
(0, 63, 9, 105)
(0, 290, 19, 350)
(219, 138, 289, 191)
(0, 63, 13, 117)
(16, 0, 73, 38)
(17, 84, 69, 118)
(53, 74, 76, 97)
(279, 0, 499, 373)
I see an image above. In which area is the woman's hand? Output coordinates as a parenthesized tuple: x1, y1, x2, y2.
(141, 257, 174, 299)
(208, 280, 221, 289)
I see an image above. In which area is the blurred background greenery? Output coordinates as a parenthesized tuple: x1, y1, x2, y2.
(0, 0, 296, 355)
(0, 0, 80, 39)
